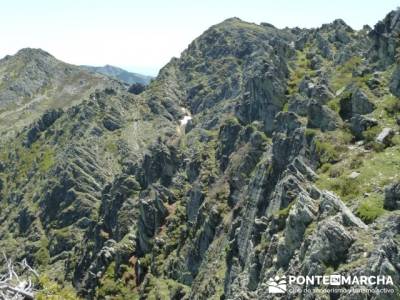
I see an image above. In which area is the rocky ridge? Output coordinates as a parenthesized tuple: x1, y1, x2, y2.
(0, 48, 118, 137)
(0, 9, 400, 300)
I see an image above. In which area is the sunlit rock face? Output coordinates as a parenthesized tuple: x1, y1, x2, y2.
(1, 9, 400, 300)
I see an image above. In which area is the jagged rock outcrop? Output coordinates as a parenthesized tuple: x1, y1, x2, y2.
(25, 108, 63, 146)
(350, 114, 378, 139)
(299, 78, 334, 104)
(384, 182, 400, 210)
(390, 66, 400, 97)
(1, 9, 400, 300)
(339, 87, 376, 120)
(369, 9, 400, 66)
(307, 100, 341, 131)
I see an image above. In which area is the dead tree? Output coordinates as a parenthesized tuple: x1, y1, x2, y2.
(0, 253, 39, 300)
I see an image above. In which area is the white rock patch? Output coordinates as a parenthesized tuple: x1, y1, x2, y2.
(179, 107, 192, 126)
(180, 115, 192, 126)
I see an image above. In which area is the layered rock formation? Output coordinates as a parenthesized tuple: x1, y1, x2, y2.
(0, 9, 400, 300)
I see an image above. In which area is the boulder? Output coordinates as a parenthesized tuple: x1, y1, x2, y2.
(273, 111, 302, 134)
(384, 182, 400, 210)
(376, 127, 395, 146)
(310, 84, 334, 104)
(305, 220, 353, 268)
(277, 192, 318, 267)
(351, 89, 375, 115)
(288, 94, 310, 117)
(294, 34, 307, 50)
(334, 29, 351, 44)
(307, 100, 340, 131)
(309, 56, 322, 70)
(348, 171, 360, 179)
(350, 114, 378, 140)
(366, 75, 381, 90)
(316, 34, 332, 59)
(319, 191, 367, 229)
(390, 66, 400, 97)
(298, 79, 333, 104)
(339, 87, 375, 120)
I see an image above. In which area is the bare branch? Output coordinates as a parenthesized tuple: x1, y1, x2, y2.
(0, 252, 39, 300)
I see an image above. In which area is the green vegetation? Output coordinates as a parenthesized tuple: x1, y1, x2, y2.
(255, 233, 270, 252)
(330, 56, 362, 91)
(35, 238, 50, 267)
(223, 115, 240, 126)
(1, 12, 400, 300)
(317, 138, 400, 207)
(305, 222, 317, 237)
(2, 141, 56, 195)
(105, 139, 119, 154)
(363, 126, 381, 143)
(319, 163, 332, 174)
(38, 147, 55, 172)
(329, 177, 361, 201)
(305, 128, 318, 139)
(327, 97, 340, 113)
(287, 48, 316, 95)
(96, 262, 137, 299)
(383, 94, 400, 115)
(274, 201, 295, 219)
(309, 128, 352, 167)
(36, 275, 80, 300)
(315, 140, 340, 164)
(144, 275, 190, 300)
(356, 194, 385, 224)
(325, 266, 335, 275)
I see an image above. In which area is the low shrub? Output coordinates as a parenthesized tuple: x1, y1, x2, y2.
(356, 194, 385, 224)
(315, 140, 339, 164)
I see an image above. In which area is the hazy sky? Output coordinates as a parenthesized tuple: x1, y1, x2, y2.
(1, 1, 399, 76)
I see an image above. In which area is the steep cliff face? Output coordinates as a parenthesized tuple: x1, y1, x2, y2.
(1, 9, 400, 300)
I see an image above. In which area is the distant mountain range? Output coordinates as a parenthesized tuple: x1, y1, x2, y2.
(82, 64, 153, 85)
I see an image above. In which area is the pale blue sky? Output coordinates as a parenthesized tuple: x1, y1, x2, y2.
(1, 1, 398, 75)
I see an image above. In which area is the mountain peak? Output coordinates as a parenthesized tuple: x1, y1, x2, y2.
(220, 17, 243, 23)
(320, 18, 353, 32)
(15, 47, 53, 58)
(213, 17, 262, 30)
(0, 48, 115, 133)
